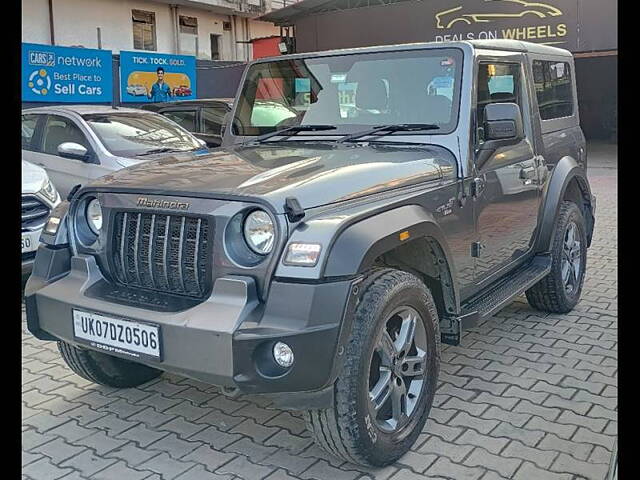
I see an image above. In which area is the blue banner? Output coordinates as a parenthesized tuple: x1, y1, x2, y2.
(120, 51, 197, 103)
(22, 43, 113, 103)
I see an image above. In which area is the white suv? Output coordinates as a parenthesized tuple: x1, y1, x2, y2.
(22, 160, 61, 276)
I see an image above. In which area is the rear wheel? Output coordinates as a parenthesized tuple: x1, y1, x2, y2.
(304, 269, 440, 466)
(58, 341, 161, 388)
(526, 201, 587, 313)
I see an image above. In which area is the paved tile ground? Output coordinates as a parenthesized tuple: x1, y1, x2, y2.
(22, 144, 617, 480)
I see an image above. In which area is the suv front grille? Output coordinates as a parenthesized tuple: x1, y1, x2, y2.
(22, 195, 50, 231)
(111, 212, 212, 298)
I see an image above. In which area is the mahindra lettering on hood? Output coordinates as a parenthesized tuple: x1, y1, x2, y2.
(22, 43, 113, 103)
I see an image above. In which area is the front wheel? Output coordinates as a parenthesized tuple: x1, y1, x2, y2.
(304, 269, 440, 467)
(58, 341, 161, 388)
(526, 200, 587, 313)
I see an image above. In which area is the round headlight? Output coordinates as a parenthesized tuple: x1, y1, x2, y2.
(86, 198, 103, 235)
(243, 210, 275, 255)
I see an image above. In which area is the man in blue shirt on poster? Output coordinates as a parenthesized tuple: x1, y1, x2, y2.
(147, 67, 172, 102)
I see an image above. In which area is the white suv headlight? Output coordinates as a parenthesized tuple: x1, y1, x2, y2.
(243, 210, 275, 255)
(39, 178, 59, 204)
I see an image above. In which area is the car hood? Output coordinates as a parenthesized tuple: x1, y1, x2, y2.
(22, 160, 49, 194)
(90, 142, 457, 212)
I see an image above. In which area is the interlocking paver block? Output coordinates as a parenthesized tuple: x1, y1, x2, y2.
(425, 457, 485, 480)
(181, 444, 237, 471)
(89, 460, 150, 480)
(464, 448, 522, 478)
(224, 437, 279, 463)
(116, 423, 169, 448)
(33, 437, 86, 465)
(512, 461, 573, 480)
(175, 464, 235, 480)
(59, 449, 117, 476)
(260, 449, 318, 475)
(138, 452, 196, 479)
(216, 455, 277, 479)
(22, 456, 75, 480)
(550, 453, 608, 480)
(503, 440, 558, 469)
(456, 428, 509, 454)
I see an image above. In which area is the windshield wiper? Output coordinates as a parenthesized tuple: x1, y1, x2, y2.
(251, 125, 337, 144)
(336, 123, 440, 143)
(136, 147, 185, 156)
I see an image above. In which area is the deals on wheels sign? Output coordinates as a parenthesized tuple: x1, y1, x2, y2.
(432, 0, 578, 49)
(22, 43, 113, 103)
(120, 51, 197, 103)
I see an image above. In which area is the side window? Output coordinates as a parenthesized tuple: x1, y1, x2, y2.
(162, 110, 197, 132)
(476, 62, 521, 139)
(202, 107, 228, 135)
(42, 115, 90, 156)
(532, 60, 573, 120)
(22, 114, 39, 151)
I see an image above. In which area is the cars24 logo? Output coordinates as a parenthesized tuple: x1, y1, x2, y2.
(28, 50, 55, 67)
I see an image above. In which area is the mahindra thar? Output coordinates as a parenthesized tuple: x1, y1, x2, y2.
(25, 39, 595, 466)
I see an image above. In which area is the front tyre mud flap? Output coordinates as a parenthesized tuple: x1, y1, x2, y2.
(440, 312, 478, 346)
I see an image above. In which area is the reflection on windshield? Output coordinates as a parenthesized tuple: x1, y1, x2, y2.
(233, 48, 463, 137)
(83, 113, 203, 157)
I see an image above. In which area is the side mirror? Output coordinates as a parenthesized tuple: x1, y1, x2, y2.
(476, 102, 524, 168)
(57, 142, 89, 160)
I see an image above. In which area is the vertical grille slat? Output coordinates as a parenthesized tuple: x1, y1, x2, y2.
(192, 219, 202, 293)
(118, 212, 128, 283)
(133, 213, 142, 284)
(147, 214, 156, 290)
(111, 210, 211, 298)
(177, 217, 186, 293)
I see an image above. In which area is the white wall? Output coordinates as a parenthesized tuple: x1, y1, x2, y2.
(22, 0, 52, 45)
(21, 0, 279, 60)
(249, 19, 279, 40)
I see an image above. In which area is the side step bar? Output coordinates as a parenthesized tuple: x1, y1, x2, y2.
(440, 255, 552, 346)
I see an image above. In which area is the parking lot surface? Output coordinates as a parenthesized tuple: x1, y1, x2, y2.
(22, 145, 617, 480)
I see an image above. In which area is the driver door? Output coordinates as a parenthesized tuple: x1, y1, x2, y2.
(473, 59, 542, 287)
(28, 114, 96, 198)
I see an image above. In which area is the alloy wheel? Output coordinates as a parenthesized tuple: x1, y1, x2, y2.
(561, 221, 582, 294)
(368, 306, 428, 433)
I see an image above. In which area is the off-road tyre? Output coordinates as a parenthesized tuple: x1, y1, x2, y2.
(526, 200, 587, 313)
(58, 341, 161, 388)
(304, 268, 440, 467)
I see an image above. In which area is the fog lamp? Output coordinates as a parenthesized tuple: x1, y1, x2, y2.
(273, 342, 294, 368)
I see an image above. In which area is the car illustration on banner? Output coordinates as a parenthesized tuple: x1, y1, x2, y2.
(173, 85, 193, 96)
(435, 0, 562, 29)
(126, 84, 147, 96)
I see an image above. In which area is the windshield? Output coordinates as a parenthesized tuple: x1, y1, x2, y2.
(82, 113, 203, 157)
(232, 48, 463, 137)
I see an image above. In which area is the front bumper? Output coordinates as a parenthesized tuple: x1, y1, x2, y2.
(22, 253, 36, 277)
(25, 248, 356, 404)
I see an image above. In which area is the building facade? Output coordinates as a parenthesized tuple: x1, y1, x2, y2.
(22, 0, 285, 62)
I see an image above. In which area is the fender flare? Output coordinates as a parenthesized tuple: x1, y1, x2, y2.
(534, 155, 594, 253)
(323, 204, 460, 310)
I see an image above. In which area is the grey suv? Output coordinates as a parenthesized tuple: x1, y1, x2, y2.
(26, 40, 595, 467)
